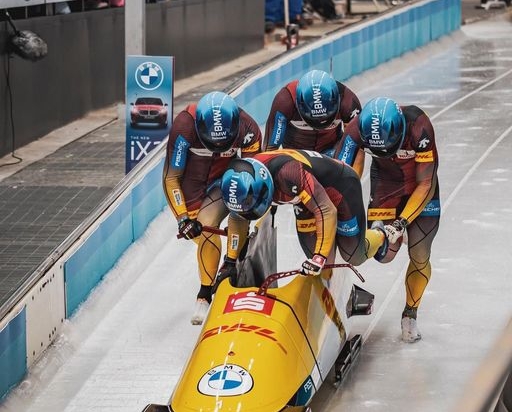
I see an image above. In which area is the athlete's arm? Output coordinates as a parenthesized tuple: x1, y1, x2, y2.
(226, 212, 250, 260)
(333, 118, 365, 177)
(263, 88, 295, 151)
(400, 114, 439, 223)
(162, 111, 193, 220)
(279, 161, 338, 258)
(338, 82, 362, 125)
(400, 160, 438, 223)
(239, 110, 262, 157)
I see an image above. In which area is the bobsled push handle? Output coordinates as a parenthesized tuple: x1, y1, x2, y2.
(176, 225, 227, 239)
(257, 263, 365, 296)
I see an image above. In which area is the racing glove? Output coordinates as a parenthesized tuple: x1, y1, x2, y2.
(301, 254, 326, 276)
(213, 256, 237, 293)
(178, 217, 203, 240)
(384, 218, 408, 244)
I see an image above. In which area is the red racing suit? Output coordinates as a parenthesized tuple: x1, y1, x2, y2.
(263, 80, 361, 155)
(163, 104, 262, 291)
(334, 105, 440, 310)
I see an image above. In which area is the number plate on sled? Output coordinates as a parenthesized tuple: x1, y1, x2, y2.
(223, 291, 275, 315)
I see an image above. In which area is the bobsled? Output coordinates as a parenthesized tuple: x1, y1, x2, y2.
(144, 215, 374, 411)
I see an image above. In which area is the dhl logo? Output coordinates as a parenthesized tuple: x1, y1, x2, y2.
(321, 287, 346, 341)
(415, 150, 434, 163)
(296, 218, 316, 232)
(201, 324, 288, 353)
(367, 208, 396, 220)
(243, 141, 261, 153)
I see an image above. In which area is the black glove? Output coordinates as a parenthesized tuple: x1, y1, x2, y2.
(213, 256, 237, 293)
(384, 218, 408, 243)
(178, 217, 202, 240)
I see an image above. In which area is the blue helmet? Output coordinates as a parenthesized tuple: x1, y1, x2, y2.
(221, 158, 274, 221)
(296, 70, 340, 129)
(358, 97, 406, 158)
(195, 91, 240, 153)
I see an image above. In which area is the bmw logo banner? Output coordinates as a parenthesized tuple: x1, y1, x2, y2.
(125, 56, 174, 174)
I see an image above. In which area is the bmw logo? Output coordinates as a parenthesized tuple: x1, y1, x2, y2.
(135, 61, 164, 91)
(198, 364, 254, 396)
(208, 370, 243, 390)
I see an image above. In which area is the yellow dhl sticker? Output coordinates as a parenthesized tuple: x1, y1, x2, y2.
(296, 218, 316, 232)
(243, 141, 261, 153)
(415, 150, 434, 162)
(367, 208, 396, 220)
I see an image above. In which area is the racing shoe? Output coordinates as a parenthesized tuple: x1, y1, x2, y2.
(371, 220, 389, 262)
(401, 317, 422, 343)
(190, 298, 210, 325)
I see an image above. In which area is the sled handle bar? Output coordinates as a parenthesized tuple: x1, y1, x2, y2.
(176, 225, 227, 239)
(257, 263, 365, 296)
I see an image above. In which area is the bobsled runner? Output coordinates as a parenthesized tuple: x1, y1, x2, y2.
(145, 214, 374, 411)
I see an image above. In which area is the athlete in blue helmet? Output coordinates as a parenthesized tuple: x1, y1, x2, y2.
(334, 97, 441, 343)
(264, 69, 361, 157)
(163, 91, 262, 325)
(220, 158, 275, 221)
(195, 91, 240, 153)
(215, 150, 388, 289)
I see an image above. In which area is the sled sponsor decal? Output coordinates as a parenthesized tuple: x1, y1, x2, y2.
(198, 364, 254, 396)
(290, 376, 315, 406)
(200, 323, 287, 354)
(224, 291, 274, 315)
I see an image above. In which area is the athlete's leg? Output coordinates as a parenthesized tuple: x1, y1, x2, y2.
(399, 214, 439, 342)
(404, 215, 440, 310)
(334, 174, 386, 266)
(194, 187, 229, 300)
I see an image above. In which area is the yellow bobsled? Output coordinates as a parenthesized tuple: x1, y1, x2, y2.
(144, 214, 373, 411)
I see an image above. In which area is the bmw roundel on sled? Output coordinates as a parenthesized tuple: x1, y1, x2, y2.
(143, 212, 374, 411)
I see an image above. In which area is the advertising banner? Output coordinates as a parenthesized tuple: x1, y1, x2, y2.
(125, 56, 174, 174)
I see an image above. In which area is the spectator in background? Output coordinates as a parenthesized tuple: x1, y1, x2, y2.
(85, 0, 124, 9)
(265, 0, 305, 33)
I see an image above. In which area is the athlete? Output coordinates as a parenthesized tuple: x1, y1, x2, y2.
(162, 91, 261, 325)
(216, 149, 388, 284)
(334, 97, 440, 343)
(264, 69, 361, 156)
